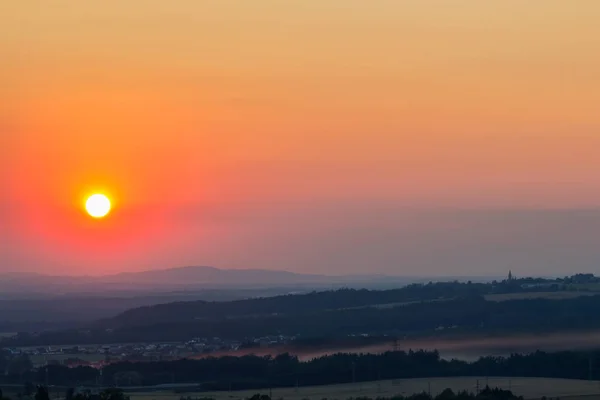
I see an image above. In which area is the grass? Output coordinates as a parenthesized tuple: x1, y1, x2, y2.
(484, 292, 598, 302)
(128, 377, 600, 400)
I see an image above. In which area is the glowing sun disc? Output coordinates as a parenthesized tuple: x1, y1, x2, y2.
(85, 194, 111, 218)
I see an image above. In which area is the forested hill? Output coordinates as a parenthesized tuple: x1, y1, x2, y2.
(99, 282, 492, 329)
(98, 274, 585, 330)
(5, 276, 600, 346)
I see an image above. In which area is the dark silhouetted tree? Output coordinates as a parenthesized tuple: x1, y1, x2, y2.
(23, 382, 35, 397)
(34, 386, 50, 400)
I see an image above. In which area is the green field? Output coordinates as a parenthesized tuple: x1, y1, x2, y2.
(128, 377, 600, 400)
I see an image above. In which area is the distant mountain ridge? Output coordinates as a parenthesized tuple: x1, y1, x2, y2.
(99, 266, 329, 285)
(0, 266, 443, 297)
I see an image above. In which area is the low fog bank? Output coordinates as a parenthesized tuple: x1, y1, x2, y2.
(191, 330, 600, 362)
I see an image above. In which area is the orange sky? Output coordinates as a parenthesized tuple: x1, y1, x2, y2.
(2, 1, 600, 276)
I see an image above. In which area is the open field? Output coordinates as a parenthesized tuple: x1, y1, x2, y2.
(568, 284, 600, 292)
(484, 292, 598, 302)
(128, 377, 600, 400)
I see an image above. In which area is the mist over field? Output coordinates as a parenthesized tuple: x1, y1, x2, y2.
(185, 330, 600, 362)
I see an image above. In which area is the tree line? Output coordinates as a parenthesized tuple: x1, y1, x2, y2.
(1, 350, 599, 389)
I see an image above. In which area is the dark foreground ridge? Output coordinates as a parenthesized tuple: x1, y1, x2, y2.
(0, 385, 526, 400)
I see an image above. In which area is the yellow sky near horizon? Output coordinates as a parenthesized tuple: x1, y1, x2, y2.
(2, 1, 600, 274)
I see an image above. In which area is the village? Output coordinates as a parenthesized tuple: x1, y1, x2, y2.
(5, 335, 296, 368)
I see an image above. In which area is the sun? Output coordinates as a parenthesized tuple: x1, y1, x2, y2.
(85, 194, 112, 218)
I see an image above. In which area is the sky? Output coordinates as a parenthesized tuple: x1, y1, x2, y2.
(1, 1, 600, 277)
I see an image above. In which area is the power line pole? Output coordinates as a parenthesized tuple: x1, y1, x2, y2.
(268, 360, 273, 400)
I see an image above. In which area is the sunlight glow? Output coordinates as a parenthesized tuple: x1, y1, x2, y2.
(85, 194, 111, 218)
